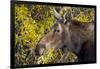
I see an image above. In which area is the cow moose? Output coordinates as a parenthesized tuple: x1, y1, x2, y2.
(35, 7, 95, 62)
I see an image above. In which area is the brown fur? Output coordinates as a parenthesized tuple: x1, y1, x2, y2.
(35, 20, 95, 62)
(35, 9, 95, 62)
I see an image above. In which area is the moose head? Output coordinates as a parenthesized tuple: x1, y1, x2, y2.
(35, 7, 95, 62)
(35, 7, 73, 55)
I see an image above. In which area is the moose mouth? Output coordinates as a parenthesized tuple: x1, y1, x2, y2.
(36, 42, 71, 54)
(36, 43, 78, 62)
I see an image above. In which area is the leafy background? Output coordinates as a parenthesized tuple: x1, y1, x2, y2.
(14, 3, 95, 66)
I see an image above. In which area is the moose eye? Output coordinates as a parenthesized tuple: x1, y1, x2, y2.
(56, 29, 60, 32)
(54, 29, 60, 33)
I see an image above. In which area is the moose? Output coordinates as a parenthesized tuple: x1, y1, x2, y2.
(35, 7, 95, 62)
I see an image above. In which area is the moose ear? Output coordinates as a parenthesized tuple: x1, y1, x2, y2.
(63, 11, 72, 22)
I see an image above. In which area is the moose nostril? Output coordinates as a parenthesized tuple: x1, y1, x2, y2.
(35, 44, 45, 56)
(38, 43, 45, 48)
